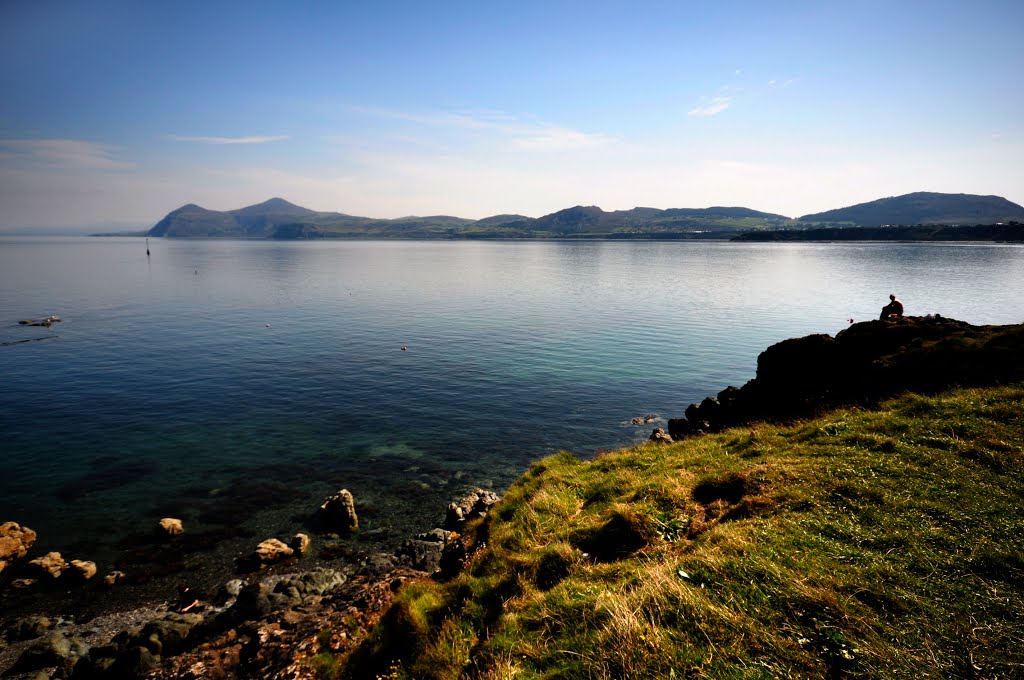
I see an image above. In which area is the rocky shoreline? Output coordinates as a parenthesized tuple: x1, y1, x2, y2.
(0, 488, 500, 678)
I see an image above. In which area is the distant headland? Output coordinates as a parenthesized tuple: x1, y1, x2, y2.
(136, 192, 1024, 241)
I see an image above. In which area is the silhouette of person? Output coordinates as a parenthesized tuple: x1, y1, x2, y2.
(879, 294, 904, 320)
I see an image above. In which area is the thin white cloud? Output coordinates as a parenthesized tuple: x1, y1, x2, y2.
(170, 135, 290, 145)
(351, 107, 613, 151)
(0, 138, 133, 169)
(510, 126, 609, 150)
(688, 96, 731, 117)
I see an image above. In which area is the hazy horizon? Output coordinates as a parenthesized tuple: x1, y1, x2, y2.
(2, 0, 1022, 230)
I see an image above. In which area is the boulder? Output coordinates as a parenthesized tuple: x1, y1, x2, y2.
(254, 538, 294, 564)
(319, 489, 358, 533)
(290, 532, 311, 556)
(158, 517, 184, 536)
(0, 521, 37, 575)
(68, 559, 97, 581)
(649, 427, 673, 444)
(445, 488, 501, 530)
(28, 551, 68, 579)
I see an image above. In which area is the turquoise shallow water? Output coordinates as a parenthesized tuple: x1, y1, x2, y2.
(1, 237, 1023, 609)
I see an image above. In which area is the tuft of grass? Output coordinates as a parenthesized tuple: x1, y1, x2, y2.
(346, 385, 1024, 678)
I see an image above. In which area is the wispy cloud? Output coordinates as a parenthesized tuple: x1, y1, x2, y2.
(351, 107, 613, 151)
(170, 135, 290, 145)
(0, 138, 132, 169)
(688, 96, 731, 117)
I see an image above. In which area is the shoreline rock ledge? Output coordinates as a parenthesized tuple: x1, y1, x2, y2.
(666, 315, 1024, 439)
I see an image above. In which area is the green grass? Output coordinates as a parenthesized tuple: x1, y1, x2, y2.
(345, 385, 1024, 679)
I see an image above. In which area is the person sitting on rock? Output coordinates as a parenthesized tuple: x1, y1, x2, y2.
(879, 294, 904, 320)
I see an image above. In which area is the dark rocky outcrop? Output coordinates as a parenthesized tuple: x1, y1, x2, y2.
(668, 316, 1024, 438)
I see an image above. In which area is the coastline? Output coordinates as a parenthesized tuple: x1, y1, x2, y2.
(3, 316, 1023, 677)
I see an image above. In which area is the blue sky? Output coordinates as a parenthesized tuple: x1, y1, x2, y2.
(1, 0, 1022, 229)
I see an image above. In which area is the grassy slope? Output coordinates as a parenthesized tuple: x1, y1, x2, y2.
(344, 385, 1024, 679)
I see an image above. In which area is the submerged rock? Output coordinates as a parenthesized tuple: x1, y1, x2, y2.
(17, 315, 62, 327)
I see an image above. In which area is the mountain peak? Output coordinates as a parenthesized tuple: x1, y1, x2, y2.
(231, 198, 315, 216)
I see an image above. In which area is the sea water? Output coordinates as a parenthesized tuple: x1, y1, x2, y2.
(1, 237, 1022, 609)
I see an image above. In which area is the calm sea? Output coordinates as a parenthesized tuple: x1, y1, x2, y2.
(2, 237, 1023, 607)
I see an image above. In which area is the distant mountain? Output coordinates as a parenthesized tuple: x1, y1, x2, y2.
(799, 192, 1024, 226)
(144, 193, 1022, 239)
(147, 200, 791, 239)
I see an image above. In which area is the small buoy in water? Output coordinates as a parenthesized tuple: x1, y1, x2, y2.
(265, 324, 271, 328)
(401, 345, 407, 351)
